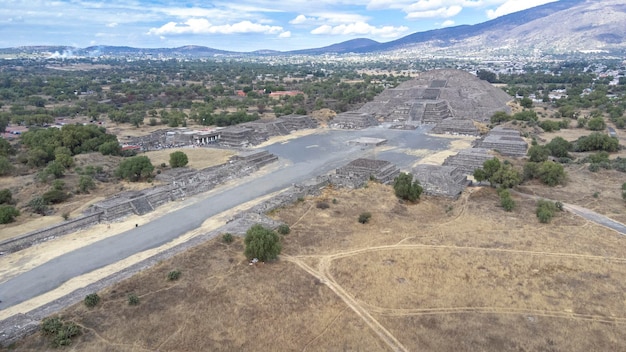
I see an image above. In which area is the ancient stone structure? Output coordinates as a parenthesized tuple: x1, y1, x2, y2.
(0, 150, 279, 255)
(476, 126, 528, 157)
(330, 112, 379, 129)
(218, 126, 268, 148)
(355, 69, 511, 133)
(443, 148, 493, 175)
(431, 118, 480, 136)
(229, 150, 278, 168)
(330, 158, 400, 188)
(412, 165, 469, 198)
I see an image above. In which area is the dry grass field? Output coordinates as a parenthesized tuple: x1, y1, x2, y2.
(10, 181, 626, 351)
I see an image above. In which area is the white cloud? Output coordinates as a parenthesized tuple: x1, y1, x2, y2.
(106, 22, 118, 28)
(148, 19, 284, 35)
(486, 0, 557, 19)
(290, 15, 308, 24)
(441, 19, 455, 27)
(405, 5, 463, 19)
(311, 21, 409, 38)
(279, 31, 292, 38)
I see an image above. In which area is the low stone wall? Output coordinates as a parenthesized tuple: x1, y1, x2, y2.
(0, 175, 331, 347)
(1, 153, 278, 256)
(0, 212, 103, 254)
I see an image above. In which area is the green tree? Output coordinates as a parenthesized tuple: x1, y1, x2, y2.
(98, 141, 121, 156)
(536, 199, 558, 223)
(574, 133, 619, 152)
(116, 156, 154, 182)
(498, 188, 515, 212)
(0, 156, 14, 176)
(476, 69, 497, 83)
(546, 137, 572, 158)
(0, 205, 19, 224)
(169, 151, 189, 168)
(538, 162, 566, 186)
(78, 175, 96, 194)
(0, 138, 15, 157)
(28, 196, 49, 215)
(520, 97, 533, 109)
(244, 224, 282, 261)
(490, 111, 511, 124)
(587, 117, 606, 131)
(527, 145, 549, 162)
(0, 188, 13, 204)
(393, 172, 423, 202)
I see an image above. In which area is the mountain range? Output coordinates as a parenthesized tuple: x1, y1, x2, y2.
(3, 0, 626, 58)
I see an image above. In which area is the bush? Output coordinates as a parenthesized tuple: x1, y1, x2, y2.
(574, 133, 619, 152)
(116, 156, 154, 182)
(28, 196, 49, 215)
(0, 156, 14, 176)
(527, 145, 549, 162)
(536, 200, 558, 223)
(128, 293, 140, 305)
(538, 120, 560, 132)
(316, 201, 330, 209)
(0, 188, 13, 205)
(277, 224, 291, 235)
(538, 162, 566, 186)
(358, 212, 372, 224)
(587, 116, 606, 131)
(84, 293, 100, 308)
(0, 205, 19, 224)
(222, 233, 234, 243)
(167, 270, 181, 281)
(78, 175, 96, 194)
(42, 189, 70, 204)
(98, 141, 122, 156)
(41, 316, 81, 347)
(498, 189, 515, 212)
(622, 183, 626, 202)
(393, 172, 423, 202)
(546, 137, 572, 158)
(169, 151, 189, 168)
(244, 224, 282, 261)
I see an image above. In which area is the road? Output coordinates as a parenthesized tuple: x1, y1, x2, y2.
(0, 127, 452, 310)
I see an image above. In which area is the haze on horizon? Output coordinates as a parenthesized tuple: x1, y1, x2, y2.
(0, 0, 559, 52)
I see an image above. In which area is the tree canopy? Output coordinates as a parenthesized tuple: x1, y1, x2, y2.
(393, 172, 423, 202)
(244, 224, 282, 261)
(169, 151, 189, 168)
(115, 156, 154, 182)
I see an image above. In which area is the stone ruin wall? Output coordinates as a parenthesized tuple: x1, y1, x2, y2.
(0, 155, 278, 255)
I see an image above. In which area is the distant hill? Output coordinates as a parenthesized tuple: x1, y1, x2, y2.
(2, 0, 625, 58)
(345, 0, 626, 55)
(289, 38, 380, 55)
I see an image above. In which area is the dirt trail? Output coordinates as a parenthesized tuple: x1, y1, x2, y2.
(284, 255, 409, 352)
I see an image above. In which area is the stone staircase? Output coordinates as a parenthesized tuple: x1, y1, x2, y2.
(130, 197, 154, 216)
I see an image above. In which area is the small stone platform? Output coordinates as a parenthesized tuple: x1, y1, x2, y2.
(443, 148, 493, 175)
(330, 158, 400, 188)
(347, 137, 387, 147)
(477, 126, 528, 157)
(413, 165, 469, 198)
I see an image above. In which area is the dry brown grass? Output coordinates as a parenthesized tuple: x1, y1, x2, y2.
(12, 182, 626, 351)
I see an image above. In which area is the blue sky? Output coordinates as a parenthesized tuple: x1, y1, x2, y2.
(0, 0, 558, 51)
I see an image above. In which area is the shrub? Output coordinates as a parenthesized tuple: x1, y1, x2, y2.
(332, 198, 338, 204)
(0, 188, 13, 205)
(84, 293, 100, 308)
(574, 133, 619, 152)
(62, 212, 70, 220)
(316, 201, 330, 209)
(244, 224, 282, 261)
(28, 196, 49, 215)
(0, 156, 14, 176)
(538, 162, 566, 186)
(222, 233, 234, 243)
(116, 156, 154, 182)
(546, 137, 572, 158)
(78, 175, 96, 194)
(128, 293, 140, 305)
(587, 116, 606, 131)
(277, 224, 291, 235)
(0, 205, 19, 224)
(358, 212, 372, 224)
(41, 316, 81, 347)
(527, 145, 549, 162)
(169, 151, 189, 168)
(498, 189, 515, 212)
(536, 200, 558, 223)
(538, 120, 560, 132)
(42, 189, 70, 204)
(622, 183, 626, 202)
(393, 172, 423, 202)
(167, 270, 181, 281)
